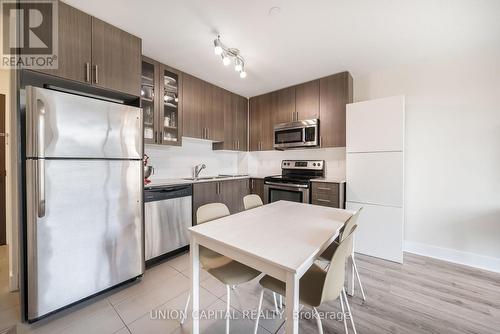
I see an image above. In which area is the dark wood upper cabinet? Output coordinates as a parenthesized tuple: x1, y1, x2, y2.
(248, 71, 352, 151)
(183, 75, 226, 142)
(36, 2, 141, 96)
(142, 57, 182, 146)
(249, 93, 273, 151)
(182, 73, 204, 139)
(203, 85, 224, 142)
(213, 92, 247, 151)
(91, 17, 141, 96)
(159, 65, 182, 145)
(295, 79, 320, 120)
(235, 94, 248, 151)
(37, 2, 92, 84)
(141, 57, 158, 145)
(319, 72, 353, 148)
(272, 86, 296, 125)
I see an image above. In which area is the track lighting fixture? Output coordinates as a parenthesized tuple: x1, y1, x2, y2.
(213, 35, 247, 78)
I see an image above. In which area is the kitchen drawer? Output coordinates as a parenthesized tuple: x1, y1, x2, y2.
(311, 182, 345, 208)
(312, 182, 339, 195)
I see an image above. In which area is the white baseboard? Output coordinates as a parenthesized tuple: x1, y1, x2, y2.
(404, 241, 500, 274)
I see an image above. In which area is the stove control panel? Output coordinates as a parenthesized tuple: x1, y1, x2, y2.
(281, 160, 324, 170)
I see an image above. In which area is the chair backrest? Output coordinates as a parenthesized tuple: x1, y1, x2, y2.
(320, 225, 358, 304)
(243, 194, 263, 210)
(340, 207, 363, 242)
(197, 203, 230, 224)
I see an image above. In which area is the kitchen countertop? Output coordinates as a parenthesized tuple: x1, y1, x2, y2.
(310, 178, 346, 183)
(145, 175, 254, 188)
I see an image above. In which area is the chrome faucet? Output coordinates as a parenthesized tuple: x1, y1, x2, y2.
(194, 163, 206, 179)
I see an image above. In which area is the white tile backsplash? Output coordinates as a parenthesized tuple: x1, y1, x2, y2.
(146, 137, 346, 180)
(246, 147, 346, 179)
(145, 137, 242, 180)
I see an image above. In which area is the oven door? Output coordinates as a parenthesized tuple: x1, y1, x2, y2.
(264, 182, 310, 204)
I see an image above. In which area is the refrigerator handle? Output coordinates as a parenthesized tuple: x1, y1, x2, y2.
(37, 98, 46, 159)
(36, 97, 46, 217)
(37, 159, 46, 218)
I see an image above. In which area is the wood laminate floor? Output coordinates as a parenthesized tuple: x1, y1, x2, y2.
(0, 249, 499, 333)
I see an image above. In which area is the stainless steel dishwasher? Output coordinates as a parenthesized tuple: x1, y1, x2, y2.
(144, 184, 192, 265)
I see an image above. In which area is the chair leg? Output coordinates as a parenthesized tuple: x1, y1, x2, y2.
(313, 307, 324, 334)
(342, 288, 357, 334)
(273, 292, 279, 313)
(226, 285, 231, 334)
(254, 289, 264, 334)
(352, 257, 366, 301)
(339, 292, 349, 334)
(181, 292, 190, 325)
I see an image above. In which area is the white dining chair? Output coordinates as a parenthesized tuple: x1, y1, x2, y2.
(318, 208, 366, 301)
(243, 194, 264, 210)
(182, 203, 261, 334)
(254, 226, 359, 334)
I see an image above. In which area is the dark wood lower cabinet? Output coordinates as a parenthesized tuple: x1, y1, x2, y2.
(249, 178, 265, 202)
(311, 182, 345, 209)
(192, 179, 250, 224)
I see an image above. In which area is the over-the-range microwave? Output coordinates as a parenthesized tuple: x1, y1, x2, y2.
(274, 119, 319, 149)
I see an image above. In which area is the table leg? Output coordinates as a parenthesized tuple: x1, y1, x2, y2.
(190, 237, 200, 334)
(285, 272, 299, 334)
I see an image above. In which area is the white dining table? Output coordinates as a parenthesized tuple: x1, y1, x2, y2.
(189, 200, 354, 333)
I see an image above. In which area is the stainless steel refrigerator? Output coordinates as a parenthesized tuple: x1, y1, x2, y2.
(24, 86, 144, 321)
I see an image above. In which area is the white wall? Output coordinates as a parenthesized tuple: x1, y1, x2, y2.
(354, 49, 500, 272)
(145, 137, 243, 180)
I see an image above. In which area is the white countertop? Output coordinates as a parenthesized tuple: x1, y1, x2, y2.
(310, 178, 346, 183)
(145, 175, 255, 188)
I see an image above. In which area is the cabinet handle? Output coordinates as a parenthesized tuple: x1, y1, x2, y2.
(237, 141, 240, 150)
(159, 131, 163, 143)
(154, 131, 158, 142)
(317, 187, 331, 191)
(85, 62, 90, 83)
(320, 137, 323, 147)
(316, 199, 331, 203)
(251, 179, 254, 190)
(93, 64, 98, 84)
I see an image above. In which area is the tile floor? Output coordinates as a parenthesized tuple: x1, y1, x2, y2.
(1, 246, 500, 334)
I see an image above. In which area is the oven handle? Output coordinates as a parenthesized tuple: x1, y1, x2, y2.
(264, 181, 309, 189)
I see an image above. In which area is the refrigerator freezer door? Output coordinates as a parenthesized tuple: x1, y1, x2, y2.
(26, 159, 143, 320)
(26, 86, 142, 159)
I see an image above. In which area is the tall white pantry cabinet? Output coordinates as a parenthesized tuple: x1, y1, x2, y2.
(346, 95, 405, 263)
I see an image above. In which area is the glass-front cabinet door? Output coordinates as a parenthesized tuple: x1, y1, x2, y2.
(159, 66, 182, 145)
(141, 58, 157, 144)
(141, 57, 182, 146)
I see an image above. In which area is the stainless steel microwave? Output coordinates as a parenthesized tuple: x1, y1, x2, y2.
(274, 119, 319, 149)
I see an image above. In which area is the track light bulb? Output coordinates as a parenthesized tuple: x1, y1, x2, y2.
(214, 38, 223, 55)
(234, 59, 243, 72)
(222, 53, 231, 66)
(239, 70, 247, 78)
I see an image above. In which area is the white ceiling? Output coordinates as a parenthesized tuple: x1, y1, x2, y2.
(66, 0, 500, 97)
